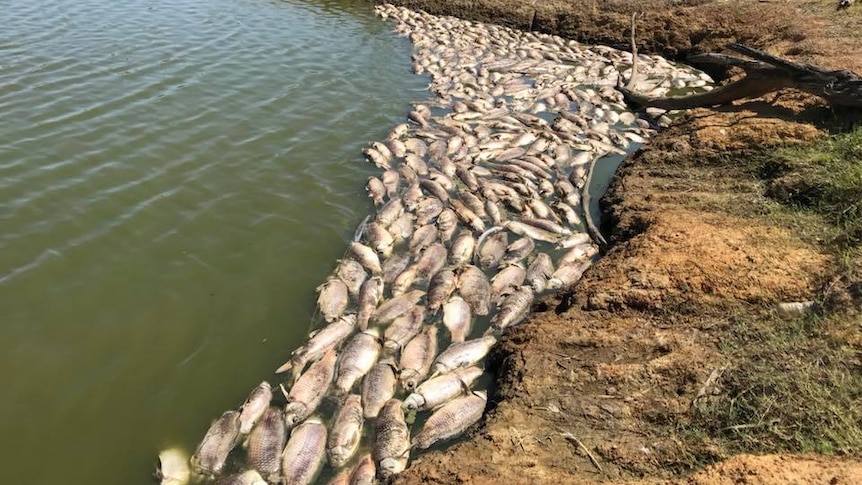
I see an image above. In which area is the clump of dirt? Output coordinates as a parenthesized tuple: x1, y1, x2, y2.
(381, 1, 862, 484)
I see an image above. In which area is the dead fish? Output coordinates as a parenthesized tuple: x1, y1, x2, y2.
(363, 147, 390, 169)
(405, 137, 428, 157)
(520, 217, 571, 236)
(372, 141, 392, 161)
(391, 266, 417, 297)
(458, 191, 487, 219)
(365, 222, 394, 258)
(415, 196, 444, 226)
(376, 198, 404, 228)
(405, 154, 429, 176)
(381, 170, 400, 198)
(436, 208, 459, 243)
(327, 394, 364, 468)
(373, 290, 424, 325)
(455, 166, 479, 191)
(349, 242, 383, 275)
(413, 243, 447, 283)
(450, 199, 485, 233)
(373, 399, 410, 479)
(399, 325, 438, 391)
(191, 410, 241, 476)
(547, 260, 591, 290)
(317, 279, 349, 323)
(490, 264, 527, 304)
(490, 286, 534, 331)
(501, 237, 534, 266)
(382, 253, 411, 285)
(387, 139, 407, 158)
(247, 407, 286, 480)
(281, 417, 327, 485)
(553, 200, 582, 226)
(283, 349, 336, 428)
(450, 231, 476, 267)
(526, 253, 554, 293)
(238, 382, 273, 435)
(442, 296, 472, 343)
(356, 276, 384, 331)
(427, 269, 457, 312)
(558, 232, 591, 248)
(433, 335, 497, 375)
(504, 220, 559, 243)
(457, 265, 491, 316)
(362, 360, 398, 418)
(401, 181, 423, 212)
(403, 366, 484, 412)
(420, 178, 449, 202)
(157, 447, 190, 485)
(384, 305, 426, 351)
(478, 230, 507, 269)
(413, 391, 487, 449)
(387, 212, 414, 243)
(485, 199, 504, 226)
(558, 243, 598, 266)
(278, 315, 355, 376)
(409, 224, 438, 256)
(336, 258, 367, 297)
(220, 470, 267, 485)
(335, 329, 382, 394)
(325, 469, 352, 485)
(366, 177, 385, 206)
(348, 454, 376, 485)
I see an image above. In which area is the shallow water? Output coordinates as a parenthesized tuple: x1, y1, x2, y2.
(0, 1, 428, 483)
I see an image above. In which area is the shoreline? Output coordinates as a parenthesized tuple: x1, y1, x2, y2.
(375, 1, 862, 484)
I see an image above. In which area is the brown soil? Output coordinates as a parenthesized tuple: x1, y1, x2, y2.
(375, 1, 862, 484)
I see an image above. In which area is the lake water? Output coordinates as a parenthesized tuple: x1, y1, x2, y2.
(0, 1, 428, 483)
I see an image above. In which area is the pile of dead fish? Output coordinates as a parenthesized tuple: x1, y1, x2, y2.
(156, 5, 712, 485)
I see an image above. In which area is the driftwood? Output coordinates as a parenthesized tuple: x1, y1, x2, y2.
(619, 43, 862, 110)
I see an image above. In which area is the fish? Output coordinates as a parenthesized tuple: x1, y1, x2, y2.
(558, 232, 591, 248)
(327, 394, 364, 468)
(478, 230, 507, 269)
(157, 447, 190, 485)
(501, 237, 535, 266)
(349, 454, 376, 485)
(490, 286, 534, 331)
(415, 196, 444, 226)
(363, 147, 390, 169)
(373, 290, 425, 325)
(238, 382, 273, 435)
(387, 212, 414, 244)
(190, 410, 241, 476)
(382, 169, 400, 198)
(356, 276, 385, 330)
(382, 252, 411, 285)
(366, 177, 385, 206)
(420, 178, 449, 202)
(413, 243, 447, 283)
(457, 265, 492, 316)
(413, 391, 487, 449)
(362, 360, 398, 418)
(373, 399, 410, 479)
(283, 349, 336, 428)
(442, 296, 472, 343)
(403, 366, 484, 412)
(376, 198, 404, 228)
(449, 231, 476, 267)
(520, 217, 571, 236)
(278, 314, 355, 376)
(433, 335, 497, 375)
(436, 208, 459, 243)
(450, 199, 485, 233)
(335, 329, 382, 394)
(349, 242, 383, 275)
(364, 222, 395, 258)
(547, 260, 591, 290)
(558, 243, 598, 266)
(247, 407, 286, 480)
(384, 305, 426, 351)
(219, 470, 267, 485)
(427, 269, 457, 312)
(490, 264, 527, 304)
(526, 253, 554, 293)
(335, 258, 368, 297)
(281, 417, 327, 485)
(401, 181, 423, 211)
(409, 224, 438, 256)
(316, 279, 349, 323)
(399, 325, 438, 391)
(503, 220, 559, 243)
(391, 266, 418, 297)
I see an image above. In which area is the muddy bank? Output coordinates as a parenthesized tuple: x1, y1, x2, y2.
(376, 1, 862, 484)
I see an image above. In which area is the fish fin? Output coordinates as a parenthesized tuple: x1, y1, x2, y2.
(279, 383, 290, 401)
(275, 360, 293, 374)
(458, 378, 473, 395)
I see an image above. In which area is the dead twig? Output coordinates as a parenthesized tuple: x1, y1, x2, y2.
(559, 430, 603, 472)
(625, 12, 642, 90)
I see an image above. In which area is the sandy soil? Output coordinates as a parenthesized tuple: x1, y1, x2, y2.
(373, 1, 862, 484)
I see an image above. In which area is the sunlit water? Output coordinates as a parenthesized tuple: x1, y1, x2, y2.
(0, 1, 428, 483)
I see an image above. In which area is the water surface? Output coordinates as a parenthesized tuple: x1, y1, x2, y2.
(0, 1, 427, 483)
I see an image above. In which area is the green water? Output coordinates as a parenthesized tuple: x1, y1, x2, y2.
(0, 1, 427, 483)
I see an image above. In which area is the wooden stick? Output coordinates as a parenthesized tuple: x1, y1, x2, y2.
(625, 12, 640, 90)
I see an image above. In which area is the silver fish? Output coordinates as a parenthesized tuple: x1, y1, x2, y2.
(501, 237, 534, 266)
(247, 407, 286, 480)
(457, 265, 491, 316)
(381, 169, 400, 198)
(387, 212, 414, 243)
(327, 394, 364, 468)
(558, 232, 591, 248)
(547, 260, 591, 290)
(362, 360, 398, 418)
(382, 253, 411, 285)
(442, 296, 472, 343)
(427, 269, 457, 312)
(436, 208, 459, 243)
(415, 196, 444, 226)
(284, 349, 336, 428)
(490, 264, 527, 304)
(349, 454, 376, 485)
(391, 266, 417, 297)
(335, 329, 382, 394)
(398, 325, 438, 391)
(281, 417, 327, 485)
(157, 448, 190, 485)
(526, 253, 554, 293)
(190, 410, 241, 476)
(366, 177, 385, 206)
(401, 181, 423, 211)
(450, 231, 476, 267)
(520, 217, 571, 236)
(478, 230, 507, 269)
(336, 259, 367, 297)
(490, 286, 533, 331)
(220, 470, 267, 485)
(420, 178, 449, 202)
(433, 335, 497, 375)
(504, 220, 559, 243)
(413, 243, 447, 283)
(384, 305, 426, 351)
(409, 224, 438, 256)
(403, 366, 484, 412)
(373, 290, 424, 324)
(373, 399, 410, 479)
(450, 199, 485, 233)
(413, 391, 487, 449)
(349, 242, 383, 275)
(278, 314, 354, 376)
(317, 279, 349, 323)
(365, 222, 394, 258)
(558, 243, 598, 266)
(376, 198, 404, 228)
(356, 276, 384, 330)
(238, 382, 273, 435)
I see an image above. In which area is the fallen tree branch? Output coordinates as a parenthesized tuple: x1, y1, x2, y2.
(619, 43, 862, 109)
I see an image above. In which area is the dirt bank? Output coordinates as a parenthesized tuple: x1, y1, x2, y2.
(375, 1, 862, 484)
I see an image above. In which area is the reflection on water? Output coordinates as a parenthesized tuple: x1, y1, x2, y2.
(0, 0, 427, 483)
